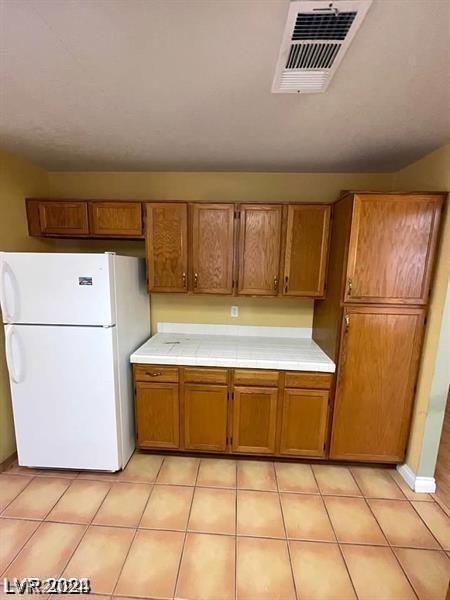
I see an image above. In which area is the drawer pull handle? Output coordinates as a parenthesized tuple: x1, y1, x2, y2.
(194, 272, 198, 288)
(146, 371, 162, 377)
(182, 272, 187, 288)
(273, 276, 279, 291)
(284, 275, 289, 294)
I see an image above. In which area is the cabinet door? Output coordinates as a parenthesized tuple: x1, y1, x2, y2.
(345, 194, 442, 304)
(38, 201, 89, 235)
(191, 204, 235, 294)
(146, 203, 188, 292)
(330, 306, 425, 462)
(184, 384, 228, 451)
(89, 202, 143, 237)
(232, 386, 278, 454)
(283, 205, 330, 297)
(237, 205, 282, 295)
(135, 382, 179, 449)
(279, 389, 328, 457)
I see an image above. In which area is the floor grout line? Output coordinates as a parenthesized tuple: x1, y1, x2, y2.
(172, 457, 201, 600)
(234, 459, 238, 600)
(362, 497, 422, 600)
(0, 473, 36, 517)
(408, 498, 448, 552)
(311, 465, 360, 600)
(274, 463, 300, 600)
(110, 455, 166, 597)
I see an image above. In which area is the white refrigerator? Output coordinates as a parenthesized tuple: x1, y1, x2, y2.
(0, 252, 150, 471)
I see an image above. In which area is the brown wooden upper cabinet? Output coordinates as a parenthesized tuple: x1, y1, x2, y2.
(146, 203, 188, 293)
(38, 201, 89, 236)
(330, 305, 425, 462)
(344, 194, 443, 305)
(89, 201, 143, 237)
(237, 205, 282, 296)
(191, 204, 234, 294)
(26, 199, 144, 238)
(283, 205, 330, 297)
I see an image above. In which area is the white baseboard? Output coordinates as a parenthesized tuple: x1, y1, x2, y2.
(397, 463, 436, 493)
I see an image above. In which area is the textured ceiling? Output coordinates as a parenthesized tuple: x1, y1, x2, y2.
(0, 0, 449, 172)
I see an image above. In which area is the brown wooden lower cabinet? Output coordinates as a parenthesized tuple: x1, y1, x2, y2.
(279, 389, 329, 457)
(330, 306, 425, 462)
(135, 382, 179, 449)
(184, 384, 228, 452)
(232, 386, 278, 454)
(133, 365, 335, 459)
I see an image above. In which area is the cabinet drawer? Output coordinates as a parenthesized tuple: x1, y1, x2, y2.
(233, 369, 279, 387)
(183, 368, 228, 384)
(134, 365, 179, 383)
(285, 372, 332, 390)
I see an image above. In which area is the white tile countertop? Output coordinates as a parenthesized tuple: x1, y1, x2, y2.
(130, 323, 335, 373)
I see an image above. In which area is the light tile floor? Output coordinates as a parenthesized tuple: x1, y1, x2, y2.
(1, 453, 449, 599)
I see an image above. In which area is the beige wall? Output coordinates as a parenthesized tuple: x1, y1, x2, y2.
(392, 144, 450, 474)
(48, 171, 393, 203)
(0, 150, 49, 462)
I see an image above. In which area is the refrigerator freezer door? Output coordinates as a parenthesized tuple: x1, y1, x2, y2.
(0, 253, 115, 326)
(6, 323, 122, 471)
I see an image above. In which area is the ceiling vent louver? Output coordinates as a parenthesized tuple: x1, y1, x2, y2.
(272, 0, 372, 94)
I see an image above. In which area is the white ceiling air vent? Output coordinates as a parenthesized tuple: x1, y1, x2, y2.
(272, 0, 372, 94)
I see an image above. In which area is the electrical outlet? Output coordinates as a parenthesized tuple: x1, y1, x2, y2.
(230, 305, 239, 317)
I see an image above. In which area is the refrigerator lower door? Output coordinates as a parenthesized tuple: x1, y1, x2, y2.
(5, 323, 122, 471)
(0, 252, 115, 326)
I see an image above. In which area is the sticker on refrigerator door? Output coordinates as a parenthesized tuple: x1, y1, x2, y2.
(78, 277, 93, 286)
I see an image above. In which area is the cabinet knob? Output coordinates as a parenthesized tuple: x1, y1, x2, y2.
(347, 278, 353, 296)
(273, 276, 279, 291)
(182, 272, 187, 288)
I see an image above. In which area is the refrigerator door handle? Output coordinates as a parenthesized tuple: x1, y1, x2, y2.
(0, 261, 17, 322)
(5, 326, 22, 384)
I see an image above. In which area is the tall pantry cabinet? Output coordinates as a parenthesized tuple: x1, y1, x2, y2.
(313, 193, 444, 463)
